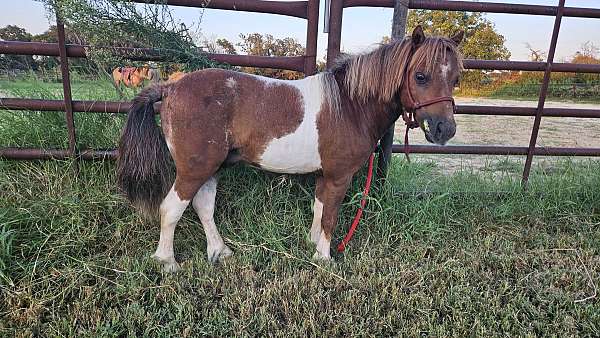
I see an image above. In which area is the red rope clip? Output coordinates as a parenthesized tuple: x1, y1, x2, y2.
(337, 153, 375, 253)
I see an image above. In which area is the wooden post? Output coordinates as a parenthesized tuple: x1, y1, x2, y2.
(377, 0, 408, 181)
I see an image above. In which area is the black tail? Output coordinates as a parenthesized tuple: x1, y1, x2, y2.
(117, 84, 173, 218)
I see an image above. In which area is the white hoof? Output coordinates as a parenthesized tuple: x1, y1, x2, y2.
(207, 245, 233, 264)
(161, 261, 181, 273)
(151, 254, 181, 273)
(312, 251, 332, 262)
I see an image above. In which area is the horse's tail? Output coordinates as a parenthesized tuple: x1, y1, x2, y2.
(116, 83, 172, 218)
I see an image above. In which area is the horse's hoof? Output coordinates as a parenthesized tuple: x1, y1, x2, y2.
(312, 251, 333, 262)
(161, 261, 181, 273)
(151, 254, 181, 273)
(207, 245, 233, 264)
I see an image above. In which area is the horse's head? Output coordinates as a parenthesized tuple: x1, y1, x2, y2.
(401, 26, 464, 145)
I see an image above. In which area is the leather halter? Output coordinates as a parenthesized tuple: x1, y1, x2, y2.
(400, 48, 457, 161)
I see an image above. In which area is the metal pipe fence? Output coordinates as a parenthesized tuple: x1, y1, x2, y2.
(325, 0, 600, 184)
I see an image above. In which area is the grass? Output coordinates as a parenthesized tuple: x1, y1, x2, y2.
(1, 75, 599, 336)
(0, 158, 599, 336)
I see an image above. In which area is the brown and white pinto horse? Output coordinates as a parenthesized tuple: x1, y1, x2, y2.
(116, 26, 464, 271)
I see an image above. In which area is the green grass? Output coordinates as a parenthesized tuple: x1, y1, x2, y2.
(0, 158, 599, 336)
(1, 75, 599, 336)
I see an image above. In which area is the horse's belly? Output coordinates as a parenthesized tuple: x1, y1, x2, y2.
(258, 118, 321, 174)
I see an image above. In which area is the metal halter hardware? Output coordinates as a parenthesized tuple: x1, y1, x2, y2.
(400, 53, 457, 161)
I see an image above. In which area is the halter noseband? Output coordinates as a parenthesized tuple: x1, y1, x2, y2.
(400, 48, 457, 161)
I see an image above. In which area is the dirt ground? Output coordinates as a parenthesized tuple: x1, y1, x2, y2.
(394, 97, 600, 174)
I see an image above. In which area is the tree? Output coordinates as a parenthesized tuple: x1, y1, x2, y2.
(31, 25, 97, 75)
(407, 10, 510, 60)
(0, 25, 37, 71)
(0, 25, 32, 41)
(236, 33, 305, 79)
(573, 41, 599, 63)
(525, 43, 547, 62)
(216, 38, 237, 55)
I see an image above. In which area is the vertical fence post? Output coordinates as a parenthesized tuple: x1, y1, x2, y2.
(325, 0, 343, 68)
(304, 0, 319, 75)
(56, 14, 78, 171)
(377, 0, 409, 181)
(522, 0, 566, 186)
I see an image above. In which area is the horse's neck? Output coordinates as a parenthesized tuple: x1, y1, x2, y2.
(361, 98, 402, 141)
(333, 73, 403, 142)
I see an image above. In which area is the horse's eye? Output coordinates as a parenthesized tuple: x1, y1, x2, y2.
(415, 72, 427, 84)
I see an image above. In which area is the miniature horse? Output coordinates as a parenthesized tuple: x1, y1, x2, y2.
(117, 26, 464, 271)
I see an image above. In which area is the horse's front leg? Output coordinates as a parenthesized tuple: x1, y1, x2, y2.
(312, 175, 352, 260)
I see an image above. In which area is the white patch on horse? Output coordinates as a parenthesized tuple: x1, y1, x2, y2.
(310, 198, 323, 244)
(258, 74, 323, 173)
(440, 62, 451, 81)
(313, 230, 331, 261)
(152, 185, 190, 272)
(225, 77, 237, 88)
(192, 177, 233, 263)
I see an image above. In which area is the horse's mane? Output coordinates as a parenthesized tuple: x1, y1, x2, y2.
(321, 35, 463, 116)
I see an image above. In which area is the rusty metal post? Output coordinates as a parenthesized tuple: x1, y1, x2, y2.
(56, 15, 78, 169)
(326, 0, 343, 68)
(377, 0, 408, 181)
(304, 0, 320, 75)
(522, 0, 566, 186)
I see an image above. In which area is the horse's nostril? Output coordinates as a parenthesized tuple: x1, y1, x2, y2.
(435, 121, 444, 136)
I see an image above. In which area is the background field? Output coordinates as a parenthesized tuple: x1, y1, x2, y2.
(1, 76, 599, 336)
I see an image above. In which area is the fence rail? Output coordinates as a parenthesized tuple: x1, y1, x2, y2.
(4, 98, 600, 119)
(0, 41, 309, 71)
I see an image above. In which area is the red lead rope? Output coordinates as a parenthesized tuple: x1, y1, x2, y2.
(337, 153, 375, 253)
(337, 109, 419, 252)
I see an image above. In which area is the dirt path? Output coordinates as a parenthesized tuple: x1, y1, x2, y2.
(393, 98, 600, 174)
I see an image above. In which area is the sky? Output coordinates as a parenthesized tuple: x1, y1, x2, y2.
(1, 0, 600, 62)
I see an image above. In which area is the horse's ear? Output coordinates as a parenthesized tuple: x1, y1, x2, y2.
(451, 30, 465, 45)
(412, 25, 426, 46)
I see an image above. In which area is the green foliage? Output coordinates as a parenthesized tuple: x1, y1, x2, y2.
(0, 25, 38, 71)
(407, 10, 511, 61)
(0, 25, 32, 41)
(215, 38, 237, 55)
(39, 0, 221, 72)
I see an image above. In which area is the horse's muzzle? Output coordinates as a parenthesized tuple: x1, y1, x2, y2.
(422, 116, 456, 145)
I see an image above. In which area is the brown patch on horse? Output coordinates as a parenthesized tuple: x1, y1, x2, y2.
(160, 69, 305, 200)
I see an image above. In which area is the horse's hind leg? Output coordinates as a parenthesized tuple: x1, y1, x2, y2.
(192, 176, 232, 263)
(152, 182, 191, 272)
